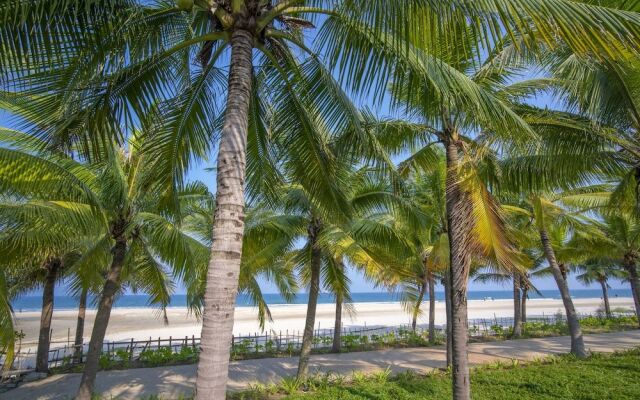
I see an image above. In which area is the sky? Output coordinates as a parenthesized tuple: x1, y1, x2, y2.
(1, 9, 629, 298)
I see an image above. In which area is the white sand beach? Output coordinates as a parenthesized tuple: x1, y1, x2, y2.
(13, 297, 635, 350)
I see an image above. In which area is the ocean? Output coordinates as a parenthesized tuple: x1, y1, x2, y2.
(12, 289, 634, 312)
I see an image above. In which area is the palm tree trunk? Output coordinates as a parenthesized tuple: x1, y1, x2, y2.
(512, 275, 522, 338)
(332, 291, 342, 353)
(332, 259, 344, 353)
(297, 218, 322, 380)
(73, 287, 88, 363)
(412, 280, 427, 332)
(445, 138, 472, 400)
(623, 254, 640, 326)
(428, 274, 436, 344)
(194, 29, 254, 400)
(442, 275, 452, 368)
(36, 258, 60, 373)
(76, 237, 127, 400)
(539, 229, 587, 357)
(521, 279, 528, 324)
(598, 279, 611, 318)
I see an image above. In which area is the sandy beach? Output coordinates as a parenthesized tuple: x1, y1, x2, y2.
(13, 297, 635, 350)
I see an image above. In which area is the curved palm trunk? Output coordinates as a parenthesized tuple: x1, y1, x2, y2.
(332, 292, 342, 353)
(445, 139, 472, 400)
(512, 275, 522, 338)
(412, 280, 427, 332)
(442, 275, 452, 368)
(195, 29, 254, 400)
(428, 274, 436, 344)
(36, 258, 61, 373)
(598, 279, 611, 318)
(521, 279, 528, 324)
(297, 218, 322, 379)
(76, 238, 126, 400)
(539, 229, 587, 357)
(623, 254, 640, 326)
(73, 287, 88, 363)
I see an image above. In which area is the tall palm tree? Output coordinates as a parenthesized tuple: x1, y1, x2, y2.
(279, 174, 413, 379)
(321, 169, 420, 353)
(361, 29, 531, 398)
(569, 215, 640, 324)
(520, 195, 591, 357)
(390, 164, 449, 340)
(473, 269, 536, 337)
(0, 190, 104, 373)
(573, 259, 624, 318)
(179, 193, 302, 329)
(65, 254, 107, 363)
(0, 269, 15, 371)
(3, 2, 639, 399)
(0, 129, 205, 398)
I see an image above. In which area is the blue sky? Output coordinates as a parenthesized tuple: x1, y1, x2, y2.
(1, 13, 629, 298)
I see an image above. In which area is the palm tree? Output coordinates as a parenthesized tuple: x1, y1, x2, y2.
(4, 2, 640, 399)
(66, 257, 106, 363)
(0, 129, 205, 398)
(473, 269, 536, 337)
(180, 194, 301, 329)
(363, 29, 532, 397)
(279, 175, 412, 379)
(0, 269, 15, 371)
(568, 215, 640, 324)
(391, 165, 449, 340)
(521, 195, 590, 357)
(0, 197, 102, 373)
(573, 259, 624, 318)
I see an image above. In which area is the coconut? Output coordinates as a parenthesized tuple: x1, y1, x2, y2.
(176, 0, 194, 11)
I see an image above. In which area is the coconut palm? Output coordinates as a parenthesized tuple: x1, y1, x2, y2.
(362, 27, 533, 397)
(179, 194, 301, 329)
(281, 171, 415, 379)
(65, 263, 104, 363)
(573, 259, 624, 318)
(567, 215, 640, 324)
(0, 175, 106, 373)
(530, 199, 588, 355)
(0, 128, 208, 397)
(500, 187, 616, 357)
(397, 228, 448, 336)
(473, 269, 538, 337)
(321, 169, 421, 353)
(390, 162, 449, 341)
(0, 269, 15, 371)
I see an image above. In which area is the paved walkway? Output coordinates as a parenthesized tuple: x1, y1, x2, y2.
(7, 330, 640, 399)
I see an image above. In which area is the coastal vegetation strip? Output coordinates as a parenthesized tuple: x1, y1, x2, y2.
(46, 314, 637, 373)
(234, 348, 640, 400)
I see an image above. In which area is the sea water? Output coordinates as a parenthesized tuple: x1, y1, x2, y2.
(12, 289, 634, 312)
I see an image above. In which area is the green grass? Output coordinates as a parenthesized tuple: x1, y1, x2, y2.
(230, 348, 640, 400)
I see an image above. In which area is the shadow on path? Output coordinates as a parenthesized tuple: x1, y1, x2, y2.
(8, 330, 640, 400)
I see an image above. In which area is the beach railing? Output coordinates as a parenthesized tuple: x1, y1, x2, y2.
(1, 310, 634, 373)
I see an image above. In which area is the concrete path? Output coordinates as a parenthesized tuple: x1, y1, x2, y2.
(7, 330, 640, 400)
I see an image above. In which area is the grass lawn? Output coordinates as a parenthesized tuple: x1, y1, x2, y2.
(239, 348, 640, 400)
